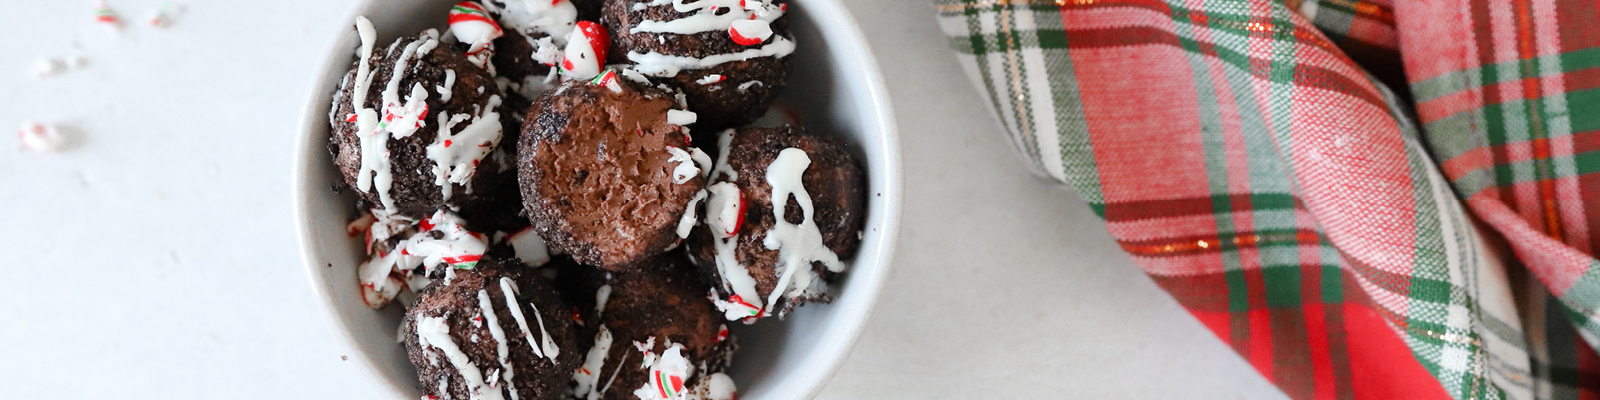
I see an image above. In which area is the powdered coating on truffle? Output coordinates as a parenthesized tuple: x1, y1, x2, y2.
(401, 260, 581, 400)
(518, 81, 705, 270)
(686, 125, 865, 315)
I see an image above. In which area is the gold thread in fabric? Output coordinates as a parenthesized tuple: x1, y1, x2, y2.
(995, 0, 1036, 158)
(1118, 232, 1318, 256)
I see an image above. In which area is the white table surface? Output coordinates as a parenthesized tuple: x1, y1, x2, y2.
(0, 0, 1287, 398)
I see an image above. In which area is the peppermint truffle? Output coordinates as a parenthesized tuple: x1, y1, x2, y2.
(601, 0, 794, 132)
(328, 29, 521, 223)
(517, 80, 709, 270)
(401, 259, 582, 400)
(564, 254, 737, 400)
(685, 125, 866, 320)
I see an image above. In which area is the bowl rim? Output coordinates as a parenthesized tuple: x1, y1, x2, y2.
(290, 0, 902, 398)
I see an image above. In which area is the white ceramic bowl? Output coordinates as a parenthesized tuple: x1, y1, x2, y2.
(292, 1, 901, 398)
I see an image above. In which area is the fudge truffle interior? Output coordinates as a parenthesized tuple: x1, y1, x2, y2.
(535, 89, 689, 256)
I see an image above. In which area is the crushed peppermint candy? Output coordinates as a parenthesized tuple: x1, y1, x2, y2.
(355, 210, 488, 308)
(449, 1, 503, 68)
(590, 68, 622, 93)
(666, 109, 698, 126)
(665, 146, 701, 185)
(560, 21, 609, 80)
(506, 227, 551, 266)
(30, 59, 68, 79)
(710, 292, 761, 321)
(30, 57, 90, 79)
(93, 1, 122, 29)
(633, 345, 693, 400)
(17, 122, 67, 153)
(146, 3, 184, 28)
(695, 74, 726, 85)
(728, 19, 773, 46)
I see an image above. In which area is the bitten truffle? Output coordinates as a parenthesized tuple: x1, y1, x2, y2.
(518, 80, 709, 270)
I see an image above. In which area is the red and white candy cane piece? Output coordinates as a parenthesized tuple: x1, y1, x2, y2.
(655, 370, 685, 399)
(695, 74, 726, 85)
(17, 122, 66, 153)
(345, 210, 377, 237)
(589, 68, 622, 93)
(560, 21, 610, 80)
(147, 3, 183, 28)
(728, 19, 772, 46)
(727, 295, 760, 317)
(359, 274, 405, 308)
(93, 1, 121, 27)
(647, 346, 692, 399)
(448, 2, 503, 46)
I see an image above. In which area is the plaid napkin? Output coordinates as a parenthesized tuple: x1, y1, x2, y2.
(931, 0, 1600, 398)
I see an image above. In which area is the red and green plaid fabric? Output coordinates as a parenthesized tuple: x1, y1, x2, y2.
(932, 0, 1600, 398)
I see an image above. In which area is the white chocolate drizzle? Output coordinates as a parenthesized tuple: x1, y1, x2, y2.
(353, 25, 442, 212)
(426, 95, 505, 201)
(629, 0, 783, 35)
(760, 148, 844, 310)
(485, 0, 578, 46)
(677, 189, 707, 239)
(348, 18, 387, 210)
(599, 351, 630, 396)
(438, 69, 457, 102)
(417, 316, 507, 400)
(701, 129, 762, 319)
(572, 325, 615, 400)
(704, 182, 761, 320)
(735, 80, 763, 93)
(627, 36, 795, 77)
(709, 129, 738, 181)
(477, 290, 520, 400)
(498, 277, 559, 362)
(595, 284, 614, 318)
(700, 129, 762, 320)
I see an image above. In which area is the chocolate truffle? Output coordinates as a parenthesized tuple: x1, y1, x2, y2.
(329, 29, 521, 222)
(565, 254, 736, 400)
(518, 80, 709, 270)
(601, 0, 794, 132)
(402, 259, 582, 400)
(685, 125, 866, 320)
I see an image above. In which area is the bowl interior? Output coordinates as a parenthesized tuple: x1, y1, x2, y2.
(294, 0, 901, 398)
